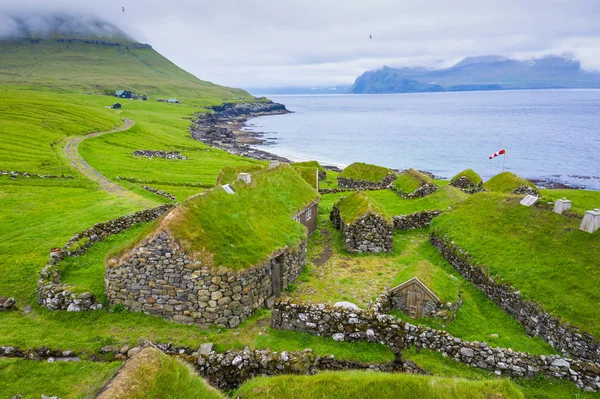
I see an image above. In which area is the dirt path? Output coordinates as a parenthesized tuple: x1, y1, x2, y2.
(311, 228, 333, 266)
(63, 118, 148, 202)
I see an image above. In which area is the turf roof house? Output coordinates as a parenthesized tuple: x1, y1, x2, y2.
(105, 166, 320, 328)
(337, 162, 397, 190)
(449, 169, 484, 194)
(392, 169, 439, 198)
(330, 191, 393, 253)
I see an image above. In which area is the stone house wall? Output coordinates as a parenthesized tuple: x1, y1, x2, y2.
(105, 230, 307, 328)
(337, 173, 397, 190)
(331, 206, 393, 253)
(392, 210, 442, 230)
(450, 176, 485, 194)
(392, 183, 439, 199)
(271, 299, 600, 392)
(430, 232, 600, 364)
(37, 204, 174, 312)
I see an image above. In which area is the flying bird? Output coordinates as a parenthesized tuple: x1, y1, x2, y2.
(122, 6, 125, 12)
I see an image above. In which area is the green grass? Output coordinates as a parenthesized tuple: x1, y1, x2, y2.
(338, 162, 392, 182)
(336, 191, 391, 223)
(216, 164, 266, 185)
(393, 168, 433, 195)
(156, 165, 319, 270)
(320, 169, 340, 189)
(541, 188, 600, 215)
(451, 169, 482, 186)
(367, 186, 468, 215)
(431, 192, 600, 338)
(292, 165, 319, 189)
(0, 358, 121, 399)
(293, 160, 326, 173)
(483, 172, 536, 193)
(99, 347, 223, 399)
(233, 371, 525, 399)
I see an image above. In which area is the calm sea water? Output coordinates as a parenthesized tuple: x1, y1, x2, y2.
(244, 90, 600, 189)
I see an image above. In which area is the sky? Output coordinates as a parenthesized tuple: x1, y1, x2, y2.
(2, 0, 600, 89)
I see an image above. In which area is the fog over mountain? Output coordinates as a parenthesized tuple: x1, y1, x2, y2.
(2, 0, 600, 88)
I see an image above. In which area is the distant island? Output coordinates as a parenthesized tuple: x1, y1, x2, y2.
(350, 55, 600, 94)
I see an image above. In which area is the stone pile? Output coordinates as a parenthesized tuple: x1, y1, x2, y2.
(1, 170, 73, 179)
(133, 150, 188, 160)
(337, 173, 397, 191)
(430, 232, 600, 364)
(105, 230, 307, 328)
(0, 297, 15, 311)
(37, 205, 174, 311)
(272, 299, 600, 392)
(392, 210, 442, 230)
(141, 185, 176, 201)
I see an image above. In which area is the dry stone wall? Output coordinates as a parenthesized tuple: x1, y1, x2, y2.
(1, 170, 73, 179)
(141, 185, 176, 201)
(513, 185, 539, 196)
(37, 205, 173, 311)
(430, 232, 600, 364)
(133, 150, 188, 160)
(105, 231, 307, 328)
(450, 176, 485, 194)
(393, 210, 442, 230)
(392, 183, 439, 199)
(337, 173, 397, 190)
(272, 299, 600, 392)
(331, 206, 393, 253)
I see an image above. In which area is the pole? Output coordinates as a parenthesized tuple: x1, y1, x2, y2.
(502, 153, 506, 172)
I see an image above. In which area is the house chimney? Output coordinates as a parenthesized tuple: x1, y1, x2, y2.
(238, 173, 252, 184)
(553, 197, 572, 214)
(580, 209, 600, 233)
(269, 161, 280, 169)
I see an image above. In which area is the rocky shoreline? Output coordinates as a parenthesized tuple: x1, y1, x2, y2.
(190, 100, 292, 162)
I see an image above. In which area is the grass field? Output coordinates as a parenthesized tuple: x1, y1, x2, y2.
(431, 192, 600, 337)
(234, 371, 525, 399)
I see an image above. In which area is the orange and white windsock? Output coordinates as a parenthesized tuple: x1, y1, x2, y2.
(489, 149, 506, 160)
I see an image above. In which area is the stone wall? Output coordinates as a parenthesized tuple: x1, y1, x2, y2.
(105, 230, 307, 328)
(141, 185, 176, 201)
(450, 176, 485, 194)
(430, 232, 600, 364)
(1, 170, 73, 179)
(513, 185, 539, 196)
(133, 150, 188, 160)
(331, 206, 393, 253)
(374, 287, 461, 321)
(271, 299, 600, 392)
(337, 173, 397, 191)
(37, 205, 173, 311)
(319, 187, 385, 195)
(392, 183, 439, 199)
(392, 210, 442, 230)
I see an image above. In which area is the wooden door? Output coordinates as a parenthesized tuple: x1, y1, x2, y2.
(406, 290, 423, 318)
(271, 260, 281, 298)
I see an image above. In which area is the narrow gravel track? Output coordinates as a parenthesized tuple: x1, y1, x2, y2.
(63, 118, 141, 199)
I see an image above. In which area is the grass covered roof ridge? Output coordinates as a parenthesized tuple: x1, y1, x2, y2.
(337, 191, 391, 223)
(483, 171, 537, 193)
(293, 160, 325, 172)
(393, 168, 434, 194)
(339, 162, 393, 182)
(451, 169, 482, 185)
(134, 165, 319, 270)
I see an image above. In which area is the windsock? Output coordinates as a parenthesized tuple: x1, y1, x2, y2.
(489, 149, 506, 159)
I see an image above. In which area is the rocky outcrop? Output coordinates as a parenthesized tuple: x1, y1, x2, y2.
(272, 299, 600, 392)
(210, 101, 290, 118)
(133, 150, 188, 160)
(105, 230, 307, 328)
(392, 210, 442, 230)
(37, 205, 173, 311)
(0, 297, 15, 311)
(430, 232, 600, 364)
(337, 173, 397, 191)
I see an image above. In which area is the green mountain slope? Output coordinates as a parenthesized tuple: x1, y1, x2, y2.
(0, 38, 252, 102)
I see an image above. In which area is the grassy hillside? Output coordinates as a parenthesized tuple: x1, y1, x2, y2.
(0, 39, 252, 102)
(431, 193, 600, 337)
(234, 371, 525, 399)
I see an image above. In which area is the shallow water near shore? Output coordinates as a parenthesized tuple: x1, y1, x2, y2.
(244, 90, 600, 189)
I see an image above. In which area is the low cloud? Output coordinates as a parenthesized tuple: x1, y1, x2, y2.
(2, 0, 600, 88)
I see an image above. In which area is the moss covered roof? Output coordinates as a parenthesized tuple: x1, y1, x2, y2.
(144, 165, 319, 270)
(216, 164, 266, 185)
(450, 169, 482, 186)
(337, 191, 392, 224)
(393, 169, 433, 194)
(338, 162, 393, 182)
(292, 165, 319, 190)
(483, 172, 536, 193)
(293, 160, 325, 173)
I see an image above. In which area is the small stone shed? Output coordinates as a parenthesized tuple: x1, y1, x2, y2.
(105, 165, 320, 328)
(330, 192, 393, 253)
(337, 162, 397, 190)
(450, 169, 484, 194)
(389, 277, 440, 318)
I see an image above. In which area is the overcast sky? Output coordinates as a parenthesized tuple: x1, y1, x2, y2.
(2, 0, 600, 89)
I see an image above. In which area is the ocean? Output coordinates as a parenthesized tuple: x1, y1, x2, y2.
(243, 90, 600, 189)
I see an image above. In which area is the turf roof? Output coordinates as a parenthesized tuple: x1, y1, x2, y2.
(293, 160, 325, 173)
(338, 162, 393, 182)
(292, 165, 319, 190)
(483, 172, 536, 193)
(393, 168, 433, 195)
(451, 169, 482, 186)
(337, 191, 392, 224)
(143, 165, 319, 270)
